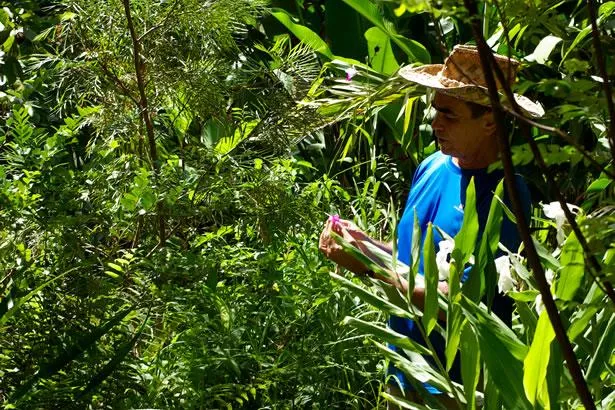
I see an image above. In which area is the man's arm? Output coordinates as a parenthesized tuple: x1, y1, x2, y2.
(319, 217, 448, 320)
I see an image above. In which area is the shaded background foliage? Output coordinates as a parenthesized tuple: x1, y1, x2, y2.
(1, 0, 614, 408)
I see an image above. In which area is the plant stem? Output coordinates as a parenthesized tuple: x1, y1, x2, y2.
(462, 1, 597, 407)
(122, 0, 166, 243)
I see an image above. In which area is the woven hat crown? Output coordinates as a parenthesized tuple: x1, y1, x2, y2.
(439, 45, 519, 90)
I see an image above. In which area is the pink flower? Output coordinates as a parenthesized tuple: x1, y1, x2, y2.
(329, 214, 341, 227)
(345, 66, 357, 81)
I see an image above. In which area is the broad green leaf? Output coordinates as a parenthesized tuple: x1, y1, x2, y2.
(342, 0, 430, 63)
(586, 177, 612, 193)
(516, 301, 538, 343)
(364, 27, 399, 75)
(567, 283, 604, 342)
(508, 290, 540, 302)
(483, 181, 505, 254)
(526, 35, 562, 64)
(460, 325, 480, 410)
(324, 0, 368, 61)
(547, 343, 562, 410)
(556, 232, 584, 301)
(463, 181, 503, 302)
(534, 239, 561, 271)
(461, 297, 532, 410)
(445, 259, 463, 370)
(586, 313, 615, 381)
(483, 368, 503, 410)
(454, 178, 478, 265)
(523, 310, 555, 407)
(483, 245, 497, 310)
(271, 9, 334, 59)
(422, 223, 438, 336)
(411, 211, 421, 276)
(343, 317, 431, 355)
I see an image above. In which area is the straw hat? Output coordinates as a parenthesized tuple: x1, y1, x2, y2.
(399, 45, 544, 118)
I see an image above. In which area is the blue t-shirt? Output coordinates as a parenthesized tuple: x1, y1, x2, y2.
(389, 151, 531, 393)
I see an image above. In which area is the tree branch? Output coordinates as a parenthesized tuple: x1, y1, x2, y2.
(484, 0, 615, 305)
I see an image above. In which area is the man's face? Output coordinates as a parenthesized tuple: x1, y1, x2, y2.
(431, 93, 496, 167)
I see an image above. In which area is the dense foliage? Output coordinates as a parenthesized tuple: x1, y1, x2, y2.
(0, 0, 614, 409)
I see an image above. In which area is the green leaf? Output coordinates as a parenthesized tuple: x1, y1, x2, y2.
(567, 283, 604, 342)
(562, 2, 615, 62)
(271, 9, 333, 59)
(381, 392, 432, 409)
(508, 290, 540, 302)
(342, 0, 430, 63)
(547, 342, 562, 410)
(364, 27, 399, 75)
(460, 325, 480, 410)
(556, 232, 584, 301)
(454, 178, 478, 265)
(586, 313, 615, 381)
(411, 211, 421, 276)
(106, 262, 123, 273)
(461, 297, 532, 410)
(79, 309, 151, 398)
(330, 273, 413, 319)
(586, 177, 612, 193)
(0, 267, 78, 325)
(373, 341, 454, 399)
(445, 260, 463, 370)
(343, 317, 431, 355)
(526, 35, 562, 64)
(422, 223, 438, 336)
(523, 310, 555, 407)
(463, 181, 503, 302)
(12, 306, 134, 400)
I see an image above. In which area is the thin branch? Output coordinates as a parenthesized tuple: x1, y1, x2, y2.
(136, 0, 182, 42)
(97, 60, 141, 108)
(462, 0, 597, 407)
(504, 108, 615, 180)
(122, 0, 166, 243)
(587, 0, 615, 163)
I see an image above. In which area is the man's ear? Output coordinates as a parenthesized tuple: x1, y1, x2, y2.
(482, 113, 497, 134)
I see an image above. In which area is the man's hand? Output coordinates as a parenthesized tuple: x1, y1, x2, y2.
(318, 217, 370, 275)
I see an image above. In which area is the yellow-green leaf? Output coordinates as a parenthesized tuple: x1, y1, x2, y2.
(523, 310, 555, 407)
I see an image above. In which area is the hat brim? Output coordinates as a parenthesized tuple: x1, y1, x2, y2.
(399, 65, 545, 118)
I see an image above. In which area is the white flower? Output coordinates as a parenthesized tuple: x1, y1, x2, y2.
(345, 66, 358, 81)
(495, 255, 516, 293)
(541, 201, 581, 245)
(545, 268, 554, 285)
(435, 239, 455, 280)
(535, 293, 544, 314)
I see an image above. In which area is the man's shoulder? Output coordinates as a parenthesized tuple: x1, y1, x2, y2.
(415, 151, 450, 176)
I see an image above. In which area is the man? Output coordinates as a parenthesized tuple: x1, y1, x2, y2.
(319, 45, 543, 406)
